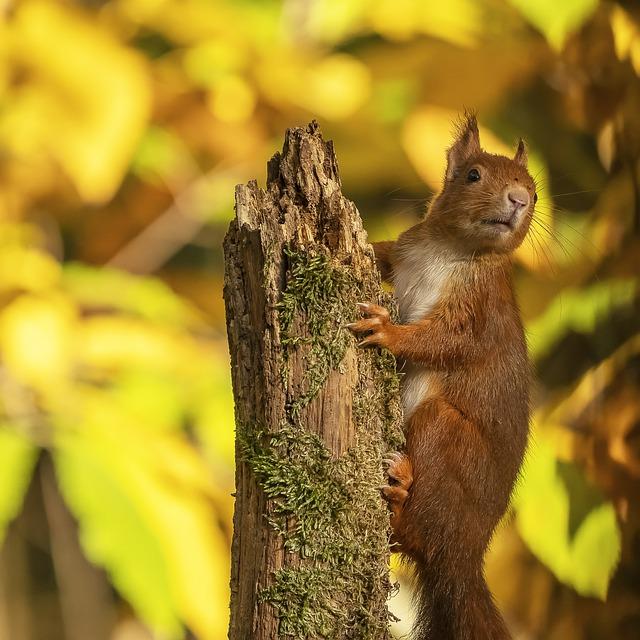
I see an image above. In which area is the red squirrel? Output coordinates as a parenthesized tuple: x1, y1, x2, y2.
(348, 115, 534, 640)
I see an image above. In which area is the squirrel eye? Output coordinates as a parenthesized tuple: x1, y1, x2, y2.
(533, 192, 538, 204)
(467, 168, 481, 182)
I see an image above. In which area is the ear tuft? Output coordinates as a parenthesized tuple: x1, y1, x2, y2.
(514, 138, 528, 167)
(446, 112, 481, 181)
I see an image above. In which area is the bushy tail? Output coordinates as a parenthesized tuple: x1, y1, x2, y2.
(411, 557, 511, 640)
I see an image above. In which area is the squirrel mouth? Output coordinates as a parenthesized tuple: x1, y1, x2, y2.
(482, 217, 515, 232)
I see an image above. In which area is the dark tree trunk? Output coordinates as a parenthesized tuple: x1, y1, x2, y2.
(223, 122, 404, 640)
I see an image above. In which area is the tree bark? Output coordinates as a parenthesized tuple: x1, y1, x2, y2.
(223, 122, 404, 640)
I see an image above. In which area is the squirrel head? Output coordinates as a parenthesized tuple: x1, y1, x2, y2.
(427, 114, 536, 255)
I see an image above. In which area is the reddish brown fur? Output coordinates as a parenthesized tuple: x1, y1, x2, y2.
(350, 115, 534, 639)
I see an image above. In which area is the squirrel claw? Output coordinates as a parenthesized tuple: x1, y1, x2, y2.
(358, 334, 384, 348)
(383, 451, 406, 467)
(356, 302, 390, 319)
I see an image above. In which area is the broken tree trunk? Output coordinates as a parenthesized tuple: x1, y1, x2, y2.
(223, 122, 404, 640)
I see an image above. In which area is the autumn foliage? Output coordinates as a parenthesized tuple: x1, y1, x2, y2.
(0, 1, 638, 639)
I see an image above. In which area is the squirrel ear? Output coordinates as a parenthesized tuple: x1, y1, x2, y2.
(514, 138, 528, 167)
(446, 114, 481, 181)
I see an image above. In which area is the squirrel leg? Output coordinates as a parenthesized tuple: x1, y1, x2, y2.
(391, 396, 498, 557)
(393, 396, 512, 640)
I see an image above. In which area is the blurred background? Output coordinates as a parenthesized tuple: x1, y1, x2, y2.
(0, 0, 638, 638)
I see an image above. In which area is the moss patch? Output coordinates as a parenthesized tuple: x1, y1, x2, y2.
(277, 247, 353, 417)
(239, 422, 397, 638)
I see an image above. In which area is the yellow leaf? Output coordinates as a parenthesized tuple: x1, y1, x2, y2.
(306, 0, 483, 47)
(306, 0, 369, 44)
(527, 280, 637, 361)
(507, 0, 598, 51)
(546, 334, 640, 434)
(55, 431, 184, 638)
(137, 466, 230, 640)
(0, 294, 75, 391)
(208, 75, 256, 124)
(260, 53, 371, 121)
(370, 0, 483, 47)
(183, 39, 248, 86)
(611, 5, 640, 76)
(3, 0, 151, 202)
(0, 246, 61, 293)
(78, 317, 191, 373)
(303, 54, 371, 120)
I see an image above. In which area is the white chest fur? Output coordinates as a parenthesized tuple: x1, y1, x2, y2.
(393, 245, 456, 419)
(400, 364, 437, 421)
(393, 246, 455, 324)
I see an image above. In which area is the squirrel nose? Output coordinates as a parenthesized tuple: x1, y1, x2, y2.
(507, 188, 530, 211)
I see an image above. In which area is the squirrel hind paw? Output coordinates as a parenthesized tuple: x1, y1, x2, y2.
(383, 451, 413, 492)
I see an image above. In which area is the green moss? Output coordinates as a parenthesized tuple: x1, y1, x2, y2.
(363, 347, 405, 450)
(239, 421, 395, 639)
(277, 247, 353, 416)
(238, 245, 404, 639)
(238, 423, 346, 552)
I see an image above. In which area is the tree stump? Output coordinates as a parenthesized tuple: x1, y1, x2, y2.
(223, 122, 404, 640)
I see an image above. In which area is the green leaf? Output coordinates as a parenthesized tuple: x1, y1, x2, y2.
(191, 363, 236, 466)
(0, 426, 38, 544)
(514, 437, 621, 599)
(527, 279, 637, 361)
(132, 126, 195, 184)
(108, 369, 186, 433)
(54, 433, 183, 638)
(507, 0, 599, 50)
(62, 263, 202, 328)
(53, 391, 231, 639)
(571, 503, 621, 599)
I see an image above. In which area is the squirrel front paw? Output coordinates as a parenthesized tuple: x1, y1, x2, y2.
(346, 302, 392, 348)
